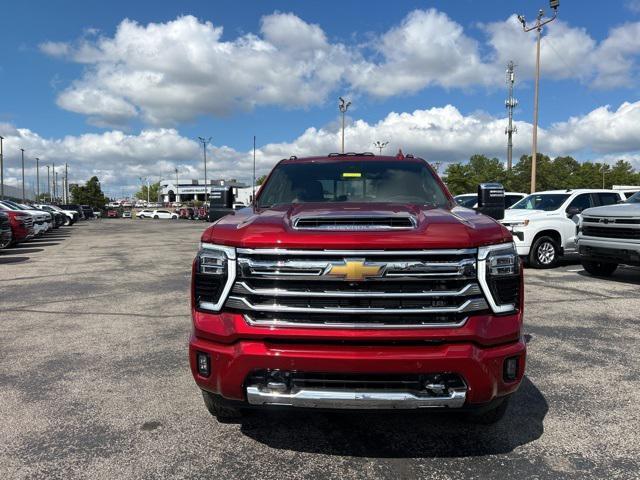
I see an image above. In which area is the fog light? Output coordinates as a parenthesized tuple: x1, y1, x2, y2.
(197, 352, 210, 377)
(504, 356, 519, 382)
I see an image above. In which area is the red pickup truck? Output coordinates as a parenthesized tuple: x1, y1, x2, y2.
(189, 153, 525, 423)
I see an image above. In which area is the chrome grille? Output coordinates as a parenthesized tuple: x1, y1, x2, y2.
(582, 216, 640, 240)
(225, 248, 488, 328)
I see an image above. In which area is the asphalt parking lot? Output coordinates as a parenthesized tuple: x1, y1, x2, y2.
(1, 220, 639, 479)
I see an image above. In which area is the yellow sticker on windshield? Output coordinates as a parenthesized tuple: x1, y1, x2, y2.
(342, 172, 361, 178)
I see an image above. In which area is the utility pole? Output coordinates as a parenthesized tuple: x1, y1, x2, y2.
(197, 137, 212, 202)
(517, 0, 559, 193)
(47, 166, 51, 202)
(339, 97, 351, 153)
(35, 158, 40, 200)
(373, 141, 389, 155)
(20, 148, 25, 202)
(52, 163, 56, 202)
(505, 61, 518, 170)
(0, 135, 4, 200)
(65, 163, 69, 203)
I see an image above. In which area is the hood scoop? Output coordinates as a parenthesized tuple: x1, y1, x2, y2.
(293, 214, 417, 231)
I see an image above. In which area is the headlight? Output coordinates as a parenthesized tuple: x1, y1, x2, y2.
(508, 220, 529, 228)
(477, 242, 521, 314)
(193, 243, 236, 312)
(15, 215, 31, 222)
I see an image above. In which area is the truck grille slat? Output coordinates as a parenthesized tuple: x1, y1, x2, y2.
(582, 225, 640, 240)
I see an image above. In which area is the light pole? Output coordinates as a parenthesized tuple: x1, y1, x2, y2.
(0, 135, 4, 200)
(139, 176, 150, 204)
(517, 0, 559, 193)
(198, 136, 212, 202)
(35, 158, 40, 200)
(602, 165, 606, 189)
(47, 165, 51, 202)
(20, 148, 25, 202)
(373, 141, 389, 155)
(339, 97, 351, 154)
(174, 167, 179, 204)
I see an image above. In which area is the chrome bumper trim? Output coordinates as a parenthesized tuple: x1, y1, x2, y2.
(246, 386, 467, 409)
(243, 314, 469, 329)
(233, 281, 482, 298)
(227, 295, 488, 315)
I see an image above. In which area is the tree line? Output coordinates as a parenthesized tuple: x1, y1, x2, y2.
(444, 154, 640, 196)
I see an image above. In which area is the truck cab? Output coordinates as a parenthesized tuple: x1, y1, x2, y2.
(189, 154, 525, 423)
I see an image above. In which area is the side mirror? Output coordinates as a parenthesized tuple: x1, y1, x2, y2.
(566, 206, 581, 217)
(476, 183, 505, 220)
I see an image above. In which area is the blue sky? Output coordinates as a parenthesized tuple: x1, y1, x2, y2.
(1, 0, 640, 195)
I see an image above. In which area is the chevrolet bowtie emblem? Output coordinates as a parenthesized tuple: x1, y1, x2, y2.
(327, 260, 383, 281)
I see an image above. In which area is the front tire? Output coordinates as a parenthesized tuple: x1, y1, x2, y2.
(529, 235, 560, 268)
(582, 260, 618, 277)
(153, 215, 159, 219)
(466, 397, 510, 425)
(201, 391, 243, 422)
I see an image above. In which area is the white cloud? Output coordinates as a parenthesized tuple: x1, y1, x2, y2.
(39, 11, 640, 127)
(40, 14, 354, 127)
(39, 41, 71, 57)
(3, 101, 640, 195)
(544, 101, 640, 154)
(349, 9, 494, 96)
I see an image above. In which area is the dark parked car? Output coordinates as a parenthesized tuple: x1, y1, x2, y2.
(30, 205, 64, 228)
(0, 212, 12, 249)
(80, 205, 95, 219)
(60, 204, 85, 220)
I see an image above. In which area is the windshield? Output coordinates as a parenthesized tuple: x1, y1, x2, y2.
(626, 192, 640, 203)
(510, 194, 570, 211)
(454, 195, 477, 208)
(257, 160, 449, 208)
(1, 201, 27, 210)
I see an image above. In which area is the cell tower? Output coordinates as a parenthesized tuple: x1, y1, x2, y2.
(505, 61, 518, 170)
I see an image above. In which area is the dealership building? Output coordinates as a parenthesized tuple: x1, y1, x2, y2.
(159, 178, 248, 203)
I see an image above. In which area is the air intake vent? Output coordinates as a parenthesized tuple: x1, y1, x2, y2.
(293, 215, 416, 231)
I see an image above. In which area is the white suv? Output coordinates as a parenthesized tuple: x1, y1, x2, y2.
(501, 189, 624, 268)
(454, 192, 527, 209)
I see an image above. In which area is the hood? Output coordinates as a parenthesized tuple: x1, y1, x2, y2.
(502, 208, 550, 222)
(582, 203, 640, 218)
(23, 209, 50, 220)
(202, 203, 512, 249)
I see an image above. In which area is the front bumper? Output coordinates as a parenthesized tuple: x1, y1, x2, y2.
(578, 236, 640, 266)
(189, 334, 526, 407)
(503, 227, 530, 256)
